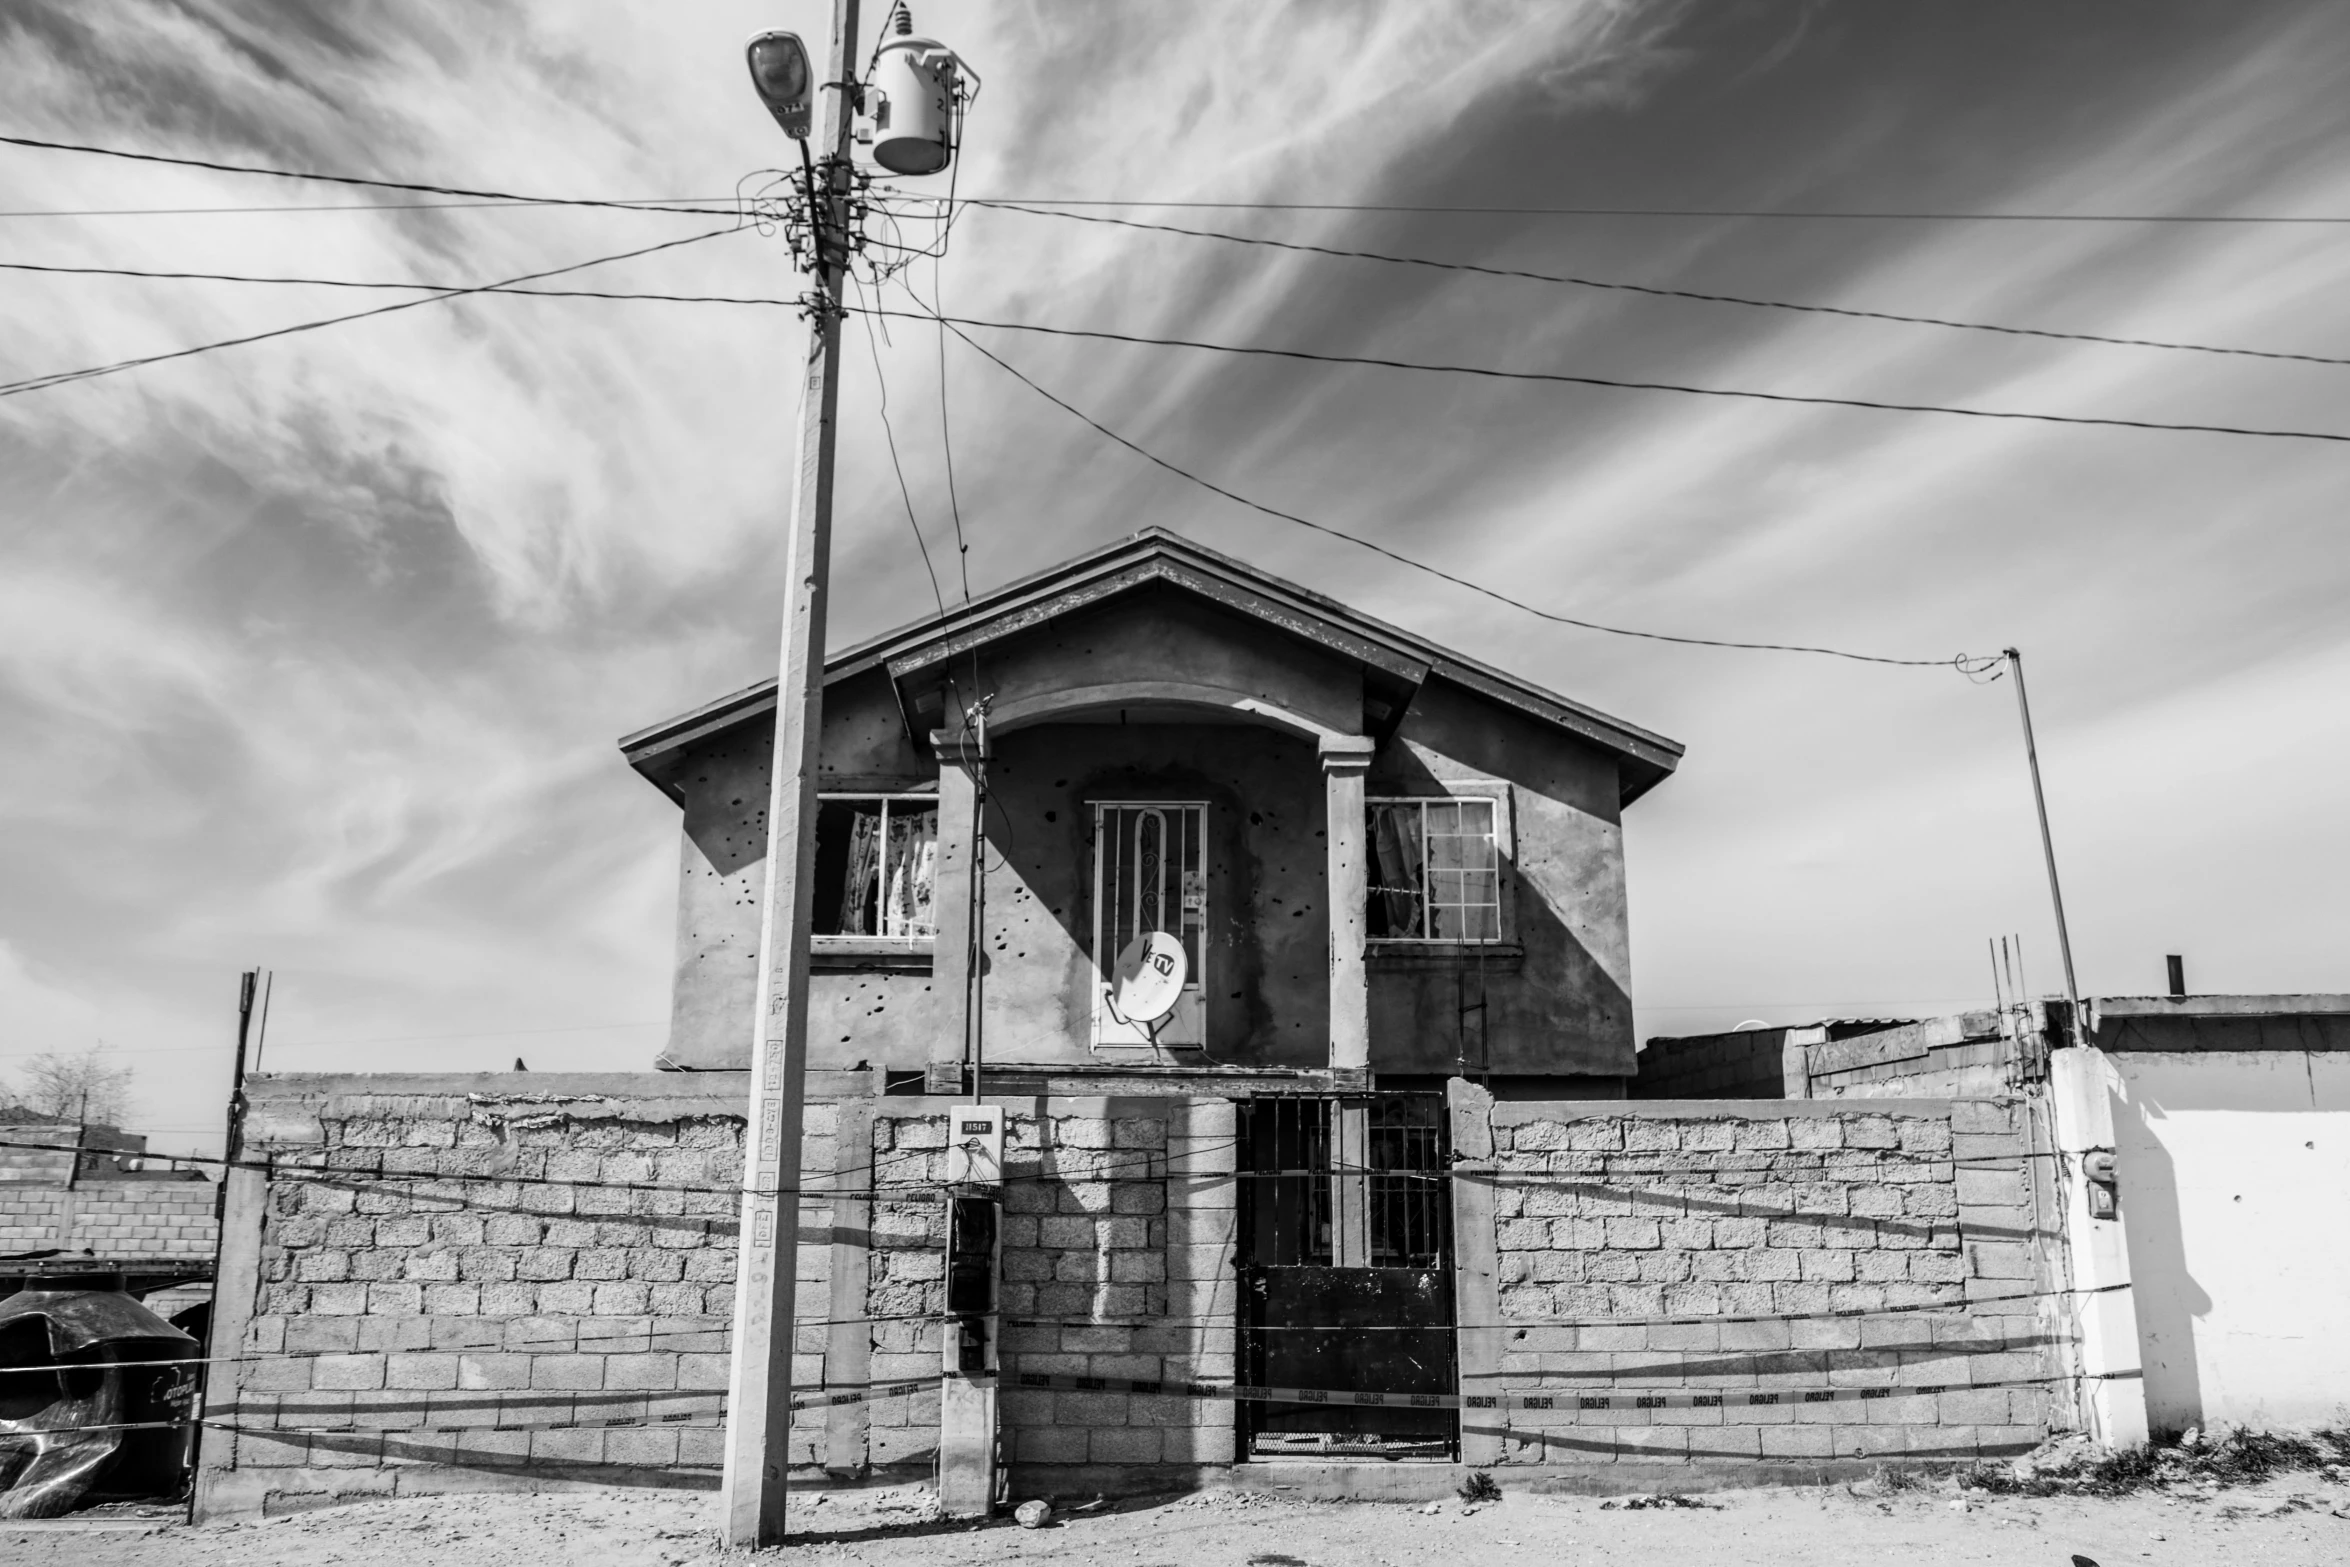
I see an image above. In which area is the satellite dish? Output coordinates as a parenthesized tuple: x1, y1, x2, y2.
(1104, 932, 1187, 1026)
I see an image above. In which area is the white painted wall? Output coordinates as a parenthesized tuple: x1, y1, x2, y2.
(2109, 1050, 2350, 1431)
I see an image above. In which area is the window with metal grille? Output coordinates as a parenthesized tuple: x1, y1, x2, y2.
(1089, 802, 1208, 1047)
(1366, 796, 1502, 942)
(1366, 1096, 1451, 1270)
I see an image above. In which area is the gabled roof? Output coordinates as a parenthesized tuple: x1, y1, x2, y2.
(619, 528, 1685, 804)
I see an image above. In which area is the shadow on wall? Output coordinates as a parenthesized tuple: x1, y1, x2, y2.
(2110, 1080, 2206, 1435)
(1369, 743, 1630, 1078)
(2108, 1050, 2348, 1435)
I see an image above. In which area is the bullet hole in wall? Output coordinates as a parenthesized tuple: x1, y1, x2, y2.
(1044, 811, 1057, 823)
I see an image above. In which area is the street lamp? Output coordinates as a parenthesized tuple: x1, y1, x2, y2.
(744, 30, 814, 140)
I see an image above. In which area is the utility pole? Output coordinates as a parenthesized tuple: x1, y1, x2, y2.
(722, 0, 861, 1547)
(2005, 648, 2083, 1041)
(187, 967, 259, 1519)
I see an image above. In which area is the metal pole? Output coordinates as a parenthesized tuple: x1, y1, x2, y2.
(722, 0, 860, 1546)
(2005, 648, 2082, 1036)
(970, 698, 989, 1106)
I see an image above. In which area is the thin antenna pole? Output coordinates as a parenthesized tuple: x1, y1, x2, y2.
(969, 696, 991, 1105)
(1988, 937, 2007, 1037)
(249, 971, 275, 1075)
(2005, 648, 2082, 1033)
(66, 1089, 90, 1191)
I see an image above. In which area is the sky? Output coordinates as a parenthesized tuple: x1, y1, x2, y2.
(2, 1, 2347, 1154)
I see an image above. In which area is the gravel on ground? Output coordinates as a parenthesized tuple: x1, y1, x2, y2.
(6, 1471, 2346, 1567)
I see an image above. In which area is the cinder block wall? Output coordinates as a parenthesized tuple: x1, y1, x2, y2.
(0, 1180, 218, 1261)
(202, 1076, 1239, 1517)
(1460, 1097, 2055, 1466)
(862, 1097, 1237, 1488)
(1632, 1031, 1794, 1098)
(202, 1074, 822, 1517)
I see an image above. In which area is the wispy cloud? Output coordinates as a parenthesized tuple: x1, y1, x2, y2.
(1, 2, 2346, 1144)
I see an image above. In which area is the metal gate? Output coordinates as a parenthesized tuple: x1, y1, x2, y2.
(1235, 1095, 1456, 1458)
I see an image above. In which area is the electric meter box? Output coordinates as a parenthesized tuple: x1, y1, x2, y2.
(943, 1104, 1005, 1187)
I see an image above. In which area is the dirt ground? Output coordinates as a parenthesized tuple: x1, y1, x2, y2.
(8, 1473, 2347, 1567)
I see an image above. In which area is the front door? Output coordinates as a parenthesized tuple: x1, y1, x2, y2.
(1236, 1095, 1458, 1458)
(1090, 802, 1207, 1053)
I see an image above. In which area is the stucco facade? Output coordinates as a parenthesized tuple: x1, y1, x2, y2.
(624, 532, 1682, 1090)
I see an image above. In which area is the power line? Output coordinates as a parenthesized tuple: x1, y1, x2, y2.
(931, 175, 974, 603)
(890, 194, 2350, 225)
(862, 305, 2350, 447)
(0, 198, 739, 220)
(897, 299, 1994, 671)
(849, 275, 949, 618)
(0, 257, 770, 298)
(25, 256, 2338, 445)
(970, 204, 2350, 369)
(0, 131, 740, 217)
(0, 227, 745, 398)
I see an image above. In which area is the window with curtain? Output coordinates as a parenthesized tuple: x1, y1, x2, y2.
(812, 795, 939, 939)
(1365, 797, 1500, 941)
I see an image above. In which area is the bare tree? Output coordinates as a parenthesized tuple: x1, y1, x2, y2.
(11, 1044, 134, 1127)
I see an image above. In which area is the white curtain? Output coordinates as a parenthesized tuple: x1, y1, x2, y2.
(1370, 804, 1425, 937)
(841, 810, 884, 935)
(881, 808, 938, 937)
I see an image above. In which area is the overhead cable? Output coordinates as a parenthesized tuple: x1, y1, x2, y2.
(0, 198, 737, 220)
(18, 259, 2339, 445)
(965, 203, 2350, 369)
(890, 194, 2350, 224)
(848, 274, 951, 617)
(0, 130, 739, 217)
(0, 227, 744, 399)
(894, 303, 1995, 671)
(860, 306, 2350, 447)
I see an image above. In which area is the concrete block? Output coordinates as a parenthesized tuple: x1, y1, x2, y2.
(1089, 1427, 1163, 1464)
(1111, 1119, 1168, 1150)
(1903, 1185, 1959, 1220)
(530, 1354, 606, 1391)
(1605, 1217, 1663, 1250)
(604, 1428, 682, 1467)
(1055, 1390, 1129, 1428)
(1797, 1251, 1857, 1284)
(285, 1317, 362, 1355)
(311, 1283, 370, 1316)
(309, 1354, 387, 1392)
(457, 1354, 531, 1391)
(1014, 1424, 1090, 1464)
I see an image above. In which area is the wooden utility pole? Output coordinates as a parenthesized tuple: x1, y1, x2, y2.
(721, 0, 861, 1546)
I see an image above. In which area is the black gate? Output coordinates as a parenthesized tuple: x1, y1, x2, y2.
(1236, 1095, 1456, 1458)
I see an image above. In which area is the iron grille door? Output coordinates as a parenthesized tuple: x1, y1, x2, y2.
(1236, 1096, 1457, 1458)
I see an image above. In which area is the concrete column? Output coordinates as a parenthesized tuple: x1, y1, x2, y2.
(1445, 1078, 1505, 1465)
(2048, 1046, 2150, 1448)
(191, 1163, 267, 1521)
(1331, 1101, 1371, 1268)
(938, 1378, 997, 1516)
(1781, 1025, 1822, 1100)
(1319, 735, 1376, 1088)
(927, 729, 983, 1095)
(823, 1086, 875, 1477)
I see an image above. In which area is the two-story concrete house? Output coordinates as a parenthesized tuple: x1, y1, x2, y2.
(622, 528, 1682, 1100)
(204, 533, 2073, 1512)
